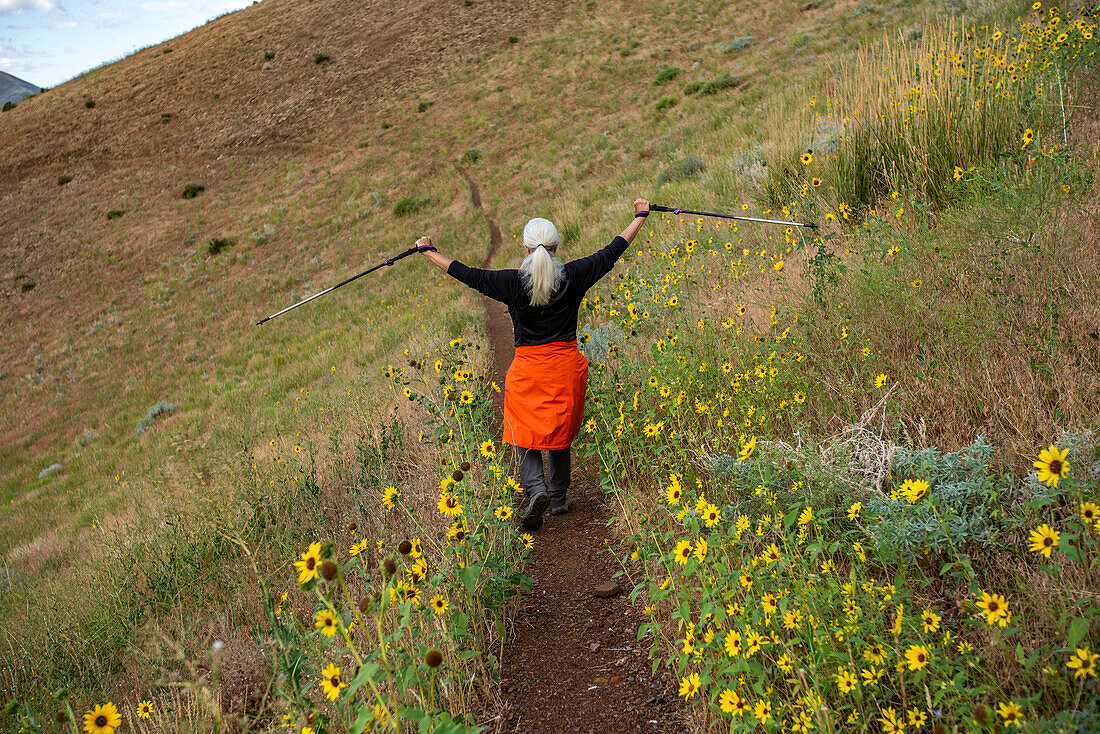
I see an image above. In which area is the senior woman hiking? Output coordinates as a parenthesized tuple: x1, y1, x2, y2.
(415, 197, 651, 530)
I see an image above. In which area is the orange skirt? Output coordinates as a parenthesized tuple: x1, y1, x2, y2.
(503, 341, 589, 451)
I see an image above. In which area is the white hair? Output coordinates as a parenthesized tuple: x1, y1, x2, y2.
(520, 217, 565, 307)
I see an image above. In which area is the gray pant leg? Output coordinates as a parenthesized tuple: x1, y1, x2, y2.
(547, 448, 571, 501)
(517, 447, 548, 498)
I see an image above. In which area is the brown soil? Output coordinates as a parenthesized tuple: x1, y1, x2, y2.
(460, 172, 681, 733)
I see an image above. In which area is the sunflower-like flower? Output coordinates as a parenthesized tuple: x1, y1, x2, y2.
(678, 672, 701, 699)
(314, 609, 338, 637)
(83, 702, 121, 734)
(494, 505, 513, 521)
(437, 492, 463, 517)
(1028, 524, 1060, 557)
(294, 542, 324, 586)
(430, 594, 449, 615)
(976, 590, 1011, 627)
(904, 644, 930, 671)
(1067, 647, 1098, 679)
(382, 485, 401, 509)
(446, 520, 467, 545)
(673, 540, 693, 566)
(320, 663, 345, 700)
(738, 436, 757, 462)
(900, 478, 929, 504)
(480, 439, 496, 458)
(1033, 445, 1070, 487)
(136, 700, 154, 720)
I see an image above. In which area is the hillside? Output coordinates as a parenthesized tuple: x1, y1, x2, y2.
(0, 71, 40, 106)
(3, 0, 1100, 730)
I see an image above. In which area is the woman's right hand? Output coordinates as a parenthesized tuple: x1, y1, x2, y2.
(634, 198, 650, 215)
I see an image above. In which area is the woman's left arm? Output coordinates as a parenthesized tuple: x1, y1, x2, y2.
(415, 237, 452, 272)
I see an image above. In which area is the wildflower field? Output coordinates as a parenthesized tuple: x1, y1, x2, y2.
(4, 0, 1100, 732)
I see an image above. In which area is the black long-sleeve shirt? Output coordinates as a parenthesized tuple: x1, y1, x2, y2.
(447, 235, 629, 347)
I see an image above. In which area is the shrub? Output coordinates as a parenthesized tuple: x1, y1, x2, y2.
(380, 121, 392, 129)
(206, 237, 235, 255)
(417, 101, 433, 113)
(393, 196, 429, 217)
(654, 65, 681, 85)
(263, 51, 275, 60)
(37, 464, 62, 480)
(2, 101, 14, 112)
(654, 96, 677, 111)
(83, 99, 95, 109)
(508, 35, 519, 44)
(721, 36, 753, 53)
(181, 183, 205, 199)
(105, 209, 124, 220)
(656, 155, 705, 187)
(698, 70, 740, 95)
(57, 175, 72, 186)
(135, 401, 176, 435)
(682, 80, 703, 95)
(313, 52, 330, 64)
(463, 148, 481, 163)
(160, 112, 172, 123)
(619, 47, 632, 57)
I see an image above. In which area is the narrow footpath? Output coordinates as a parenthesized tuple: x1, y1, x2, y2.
(456, 168, 681, 733)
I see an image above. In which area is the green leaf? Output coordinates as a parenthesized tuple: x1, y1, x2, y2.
(344, 662, 379, 698)
(1069, 617, 1090, 649)
(460, 649, 481, 661)
(458, 563, 482, 593)
(351, 703, 374, 732)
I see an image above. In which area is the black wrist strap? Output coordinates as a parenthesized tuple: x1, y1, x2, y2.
(634, 211, 649, 218)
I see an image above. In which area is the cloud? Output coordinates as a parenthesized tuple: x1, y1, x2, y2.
(0, 0, 57, 14)
(139, 0, 184, 10)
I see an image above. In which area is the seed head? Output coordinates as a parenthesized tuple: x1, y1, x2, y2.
(382, 558, 397, 577)
(55, 711, 67, 723)
(347, 522, 357, 532)
(460, 461, 471, 471)
(933, 725, 947, 734)
(974, 704, 990, 725)
(398, 539, 413, 555)
(425, 649, 443, 668)
(320, 560, 338, 580)
(452, 469, 464, 482)
(358, 596, 372, 613)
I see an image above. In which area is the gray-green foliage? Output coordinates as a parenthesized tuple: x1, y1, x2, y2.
(136, 401, 176, 435)
(656, 155, 705, 187)
(721, 37, 753, 53)
(865, 435, 1010, 559)
(655, 96, 677, 111)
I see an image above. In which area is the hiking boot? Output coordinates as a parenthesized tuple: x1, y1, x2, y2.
(549, 497, 573, 516)
(520, 492, 550, 531)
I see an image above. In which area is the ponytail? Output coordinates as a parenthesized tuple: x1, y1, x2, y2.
(520, 218, 565, 307)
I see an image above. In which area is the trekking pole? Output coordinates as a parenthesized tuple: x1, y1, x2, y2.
(651, 204, 817, 230)
(255, 246, 419, 325)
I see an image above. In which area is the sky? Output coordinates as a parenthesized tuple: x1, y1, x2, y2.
(0, 0, 255, 88)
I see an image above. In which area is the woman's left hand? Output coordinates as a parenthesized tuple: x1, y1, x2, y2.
(415, 236, 437, 253)
(634, 198, 650, 215)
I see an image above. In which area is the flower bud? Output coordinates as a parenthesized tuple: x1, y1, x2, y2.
(320, 560, 338, 581)
(425, 649, 443, 668)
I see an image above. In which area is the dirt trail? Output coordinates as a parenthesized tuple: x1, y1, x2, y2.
(457, 171, 680, 733)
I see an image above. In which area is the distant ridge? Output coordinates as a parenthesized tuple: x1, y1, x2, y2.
(0, 70, 41, 106)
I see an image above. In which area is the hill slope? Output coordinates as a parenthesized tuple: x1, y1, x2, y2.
(0, 70, 40, 106)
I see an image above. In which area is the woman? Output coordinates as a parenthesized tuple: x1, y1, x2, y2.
(415, 198, 651, 530)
